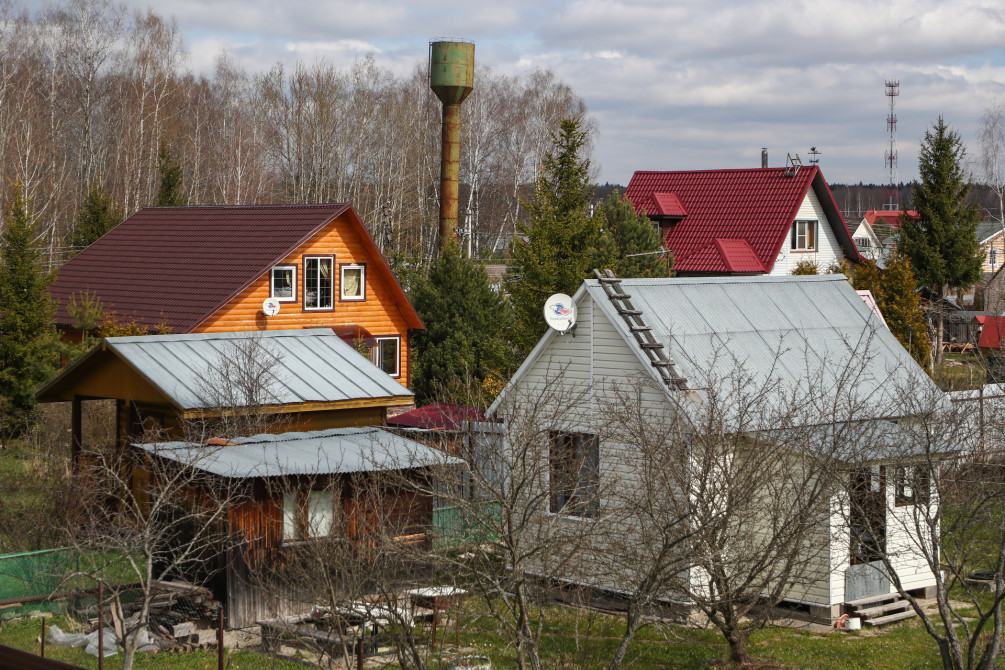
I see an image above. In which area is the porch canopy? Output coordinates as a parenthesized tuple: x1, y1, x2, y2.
(133, 426, 462, 478)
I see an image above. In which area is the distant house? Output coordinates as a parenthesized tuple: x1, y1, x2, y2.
(624, 166, 861, 276)
(977, 219, 1005, 275)
(850, 210, 921, 264)
(47, 204, 423, 386)
(488, 274, 944, 623)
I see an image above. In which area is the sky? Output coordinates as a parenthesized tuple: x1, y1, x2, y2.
(26, 0, 1005, 186)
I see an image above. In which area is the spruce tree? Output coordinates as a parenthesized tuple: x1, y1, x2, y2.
(409, 241, 514, 405)
(0, 184, 59, 435)
(156, 144, 185, 207)
(71, 182, 121, 252)
(899, 116, 981, 365)
(506, 117, 616, 355)
(599, 190, 671, 278)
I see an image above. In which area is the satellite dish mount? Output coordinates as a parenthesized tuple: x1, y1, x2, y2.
(544, 293, 577, 336)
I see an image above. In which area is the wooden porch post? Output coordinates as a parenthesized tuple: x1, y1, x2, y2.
(71, 395, 83, 470)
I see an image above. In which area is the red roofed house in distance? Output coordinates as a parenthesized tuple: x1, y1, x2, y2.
(624, 165, 862, 276)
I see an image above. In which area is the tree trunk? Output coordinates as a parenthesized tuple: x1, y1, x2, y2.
(607, 602, 641, 670)
(726, 629, 751, 665)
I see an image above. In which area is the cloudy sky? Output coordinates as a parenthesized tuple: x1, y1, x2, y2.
(29, 0, 1005, 186)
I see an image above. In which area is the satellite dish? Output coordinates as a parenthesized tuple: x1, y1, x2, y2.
(544, 294, 577, 334)
(262, 297, 281, 317)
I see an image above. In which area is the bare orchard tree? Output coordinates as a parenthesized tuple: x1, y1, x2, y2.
(834, 373, 1005, 670)
(193, 332, 288, 437)
(978, 98, 1005, 231)
(411, 374, 611, 670)
(67, 433, 246, 670)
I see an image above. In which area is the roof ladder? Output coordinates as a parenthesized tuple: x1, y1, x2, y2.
(592, 269, 688, 390)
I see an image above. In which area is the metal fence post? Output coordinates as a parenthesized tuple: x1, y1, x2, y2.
(40, 615, 45, 657)
(217, 607, 224, 670)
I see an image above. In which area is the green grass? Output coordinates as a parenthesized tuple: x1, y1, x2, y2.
(933, 353, 985, 391)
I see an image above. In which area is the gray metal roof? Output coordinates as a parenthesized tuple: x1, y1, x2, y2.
(583, 275, 941, 420)
(135, 427, 461, 478)
(106, 329, 411, 410)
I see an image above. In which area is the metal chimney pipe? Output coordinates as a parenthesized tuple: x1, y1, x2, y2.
(761, 148, 768, 168)
(429, 40, 474, 250)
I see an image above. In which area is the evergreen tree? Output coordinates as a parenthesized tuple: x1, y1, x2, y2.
(156, 144, 185, 207)
(599, 190, 671, 278)
(506, 117, 616, 355)
(899, 116, 981, 365)
(71, 182, 121, 252)
(852, 257, 931, 371)
(0, 184, 60, 435)
(409, 241, 514, 405)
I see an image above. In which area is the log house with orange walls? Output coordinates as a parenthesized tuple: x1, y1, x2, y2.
(48, 204, 424, 387)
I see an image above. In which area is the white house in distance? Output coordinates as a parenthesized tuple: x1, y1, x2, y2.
(488, 274, 943, 624)
(624, 166, 862, 276)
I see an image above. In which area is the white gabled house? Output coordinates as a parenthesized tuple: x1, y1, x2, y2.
(488, 274, 946, 623)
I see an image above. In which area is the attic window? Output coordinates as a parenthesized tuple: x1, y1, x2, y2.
(549, 430, 599, 518)
(304, 256, 334, 310)
(340, 264, 365, 301)
(271, 265, 296, 302)
(791, 220, 817, 251)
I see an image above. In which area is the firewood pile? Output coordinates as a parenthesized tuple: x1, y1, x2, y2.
(81, 580, 222, 652)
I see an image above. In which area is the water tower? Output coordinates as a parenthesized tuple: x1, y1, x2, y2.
(429, 40, 474, 249)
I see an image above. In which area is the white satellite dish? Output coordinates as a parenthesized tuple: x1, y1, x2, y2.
(544, 293, 577, 334)
(262, 297, 281, 317)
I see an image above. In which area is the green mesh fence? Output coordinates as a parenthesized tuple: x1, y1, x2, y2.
(0, 548, 78, 603)
(432, 502, 501, 550)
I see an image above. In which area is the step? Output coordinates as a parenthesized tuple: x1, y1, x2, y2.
(856, 601, 912, 618)
(845, 592, 902, 609)
(864, 609, 917, 626)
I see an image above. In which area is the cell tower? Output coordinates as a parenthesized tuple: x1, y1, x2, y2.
(884, 80, 899, 210)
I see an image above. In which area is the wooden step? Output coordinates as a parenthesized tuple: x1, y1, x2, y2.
(864, 609, 917, 626)
(845, 592, 901, 609)
(856, 601, 912, 618)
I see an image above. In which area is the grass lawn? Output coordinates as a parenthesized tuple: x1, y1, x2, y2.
(933, 353, 986, 391)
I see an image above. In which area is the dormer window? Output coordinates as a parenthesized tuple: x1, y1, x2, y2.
(791, 220, 817, 251)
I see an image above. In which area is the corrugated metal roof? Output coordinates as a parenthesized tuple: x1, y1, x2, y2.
(48, 203, 423, 332)
(585, 274, 940, 417)
(106, 329, 412, 409)
(135, 427, 461, 478)
(624, 167, 860, 273)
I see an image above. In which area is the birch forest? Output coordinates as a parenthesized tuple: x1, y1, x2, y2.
(0, 0, 588, 266)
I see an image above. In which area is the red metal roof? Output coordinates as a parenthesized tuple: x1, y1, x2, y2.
(650, 191, 688, 217)
(863, 210, 919, 229)
(385, 402, 486, 430)
(979, 316, 1005, 349)
(48, 204, 423, 333)
(625, 167, 860, 274)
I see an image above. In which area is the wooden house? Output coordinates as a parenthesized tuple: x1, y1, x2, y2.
(36, 329, 414, 463)
(488, 274, 946, 623)
(624, 167, 862, 276)
(47, 204, 423, 386)
(134, 426, 460, 627)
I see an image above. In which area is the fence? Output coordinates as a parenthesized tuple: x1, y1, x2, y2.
(431, 501, 501, 550)
(0, 548, 78, 604)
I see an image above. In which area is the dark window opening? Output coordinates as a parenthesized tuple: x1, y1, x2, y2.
(549, 431, 599, 518)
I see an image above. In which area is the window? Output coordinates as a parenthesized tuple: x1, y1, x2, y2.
(791, 220, 818, 251)
(304, 256, 334, 310)
(340, 264, 366, 301)
(271, 265, 296, 302)
(549, 431, 599, 518)
(894, 466, 930, 506)
(282, 490, 335, 540)
(374, 336, 400, 377)
(991, 247, 999, 270)
(854, 237, 872, 249)
(849, 466, 886, 564)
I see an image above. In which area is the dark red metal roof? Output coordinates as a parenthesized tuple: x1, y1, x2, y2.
(386, 402, 485, 430)
(649, 191, 687, 217)
(48, 204, 423, 333)
(625, 167, 860, 274)
(863, 209, 919, 230)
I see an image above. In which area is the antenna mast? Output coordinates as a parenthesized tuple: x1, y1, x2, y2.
(884, 80, 899, 210)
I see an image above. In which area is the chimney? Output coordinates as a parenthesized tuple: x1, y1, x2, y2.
(761, 148, 768, 169)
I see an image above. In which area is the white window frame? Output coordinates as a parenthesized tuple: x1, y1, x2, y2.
(991, 247, 998, 270)
(270, 265, 297, 302)
(340, 264, 366, 301)
(791, 220, 818, 251)
(373, 336, 400, 378)
(304, 256, 334, 310)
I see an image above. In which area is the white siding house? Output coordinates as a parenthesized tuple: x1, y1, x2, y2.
(489, 275, 943, 622)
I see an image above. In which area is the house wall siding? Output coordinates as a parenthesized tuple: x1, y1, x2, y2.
(196, 213, 411, 386)
(770, 189, 845, 276)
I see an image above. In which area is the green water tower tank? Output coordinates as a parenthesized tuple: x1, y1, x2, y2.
(429, 41, 474, 106)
